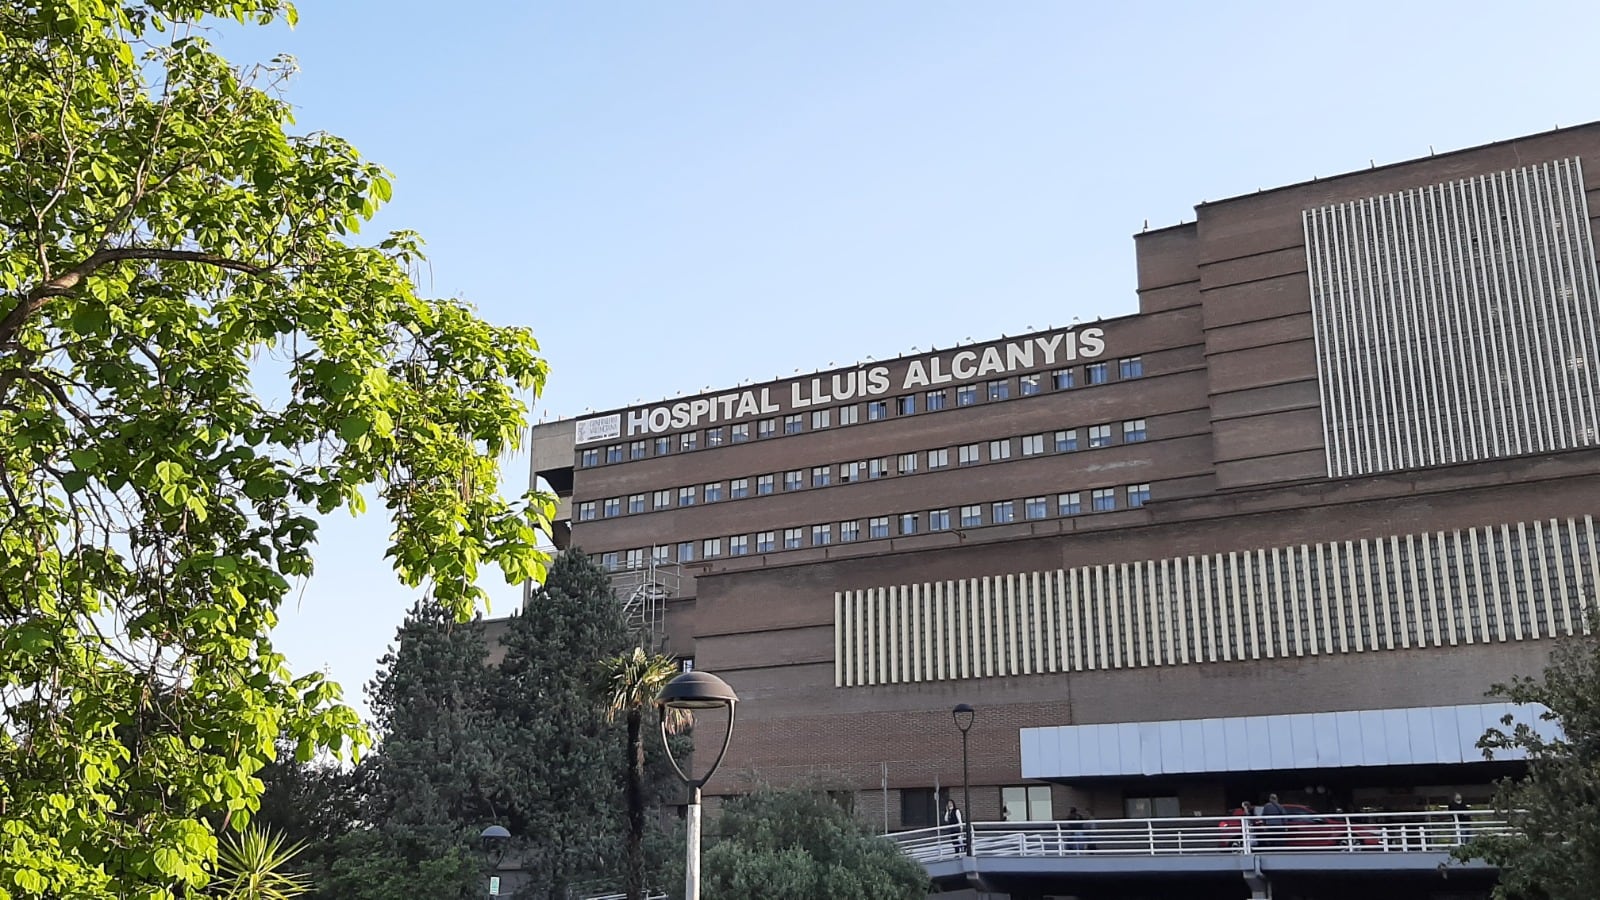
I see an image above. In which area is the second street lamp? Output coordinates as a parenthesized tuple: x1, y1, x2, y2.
(659, 670, 739, 900)
(952, 703, 974, 856)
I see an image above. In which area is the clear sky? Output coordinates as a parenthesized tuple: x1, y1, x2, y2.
(216, 0, 1600, 716)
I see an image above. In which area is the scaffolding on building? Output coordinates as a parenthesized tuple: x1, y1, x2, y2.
(608, 558, 679, 647)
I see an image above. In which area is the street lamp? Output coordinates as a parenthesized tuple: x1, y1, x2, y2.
(659, 670, 739, 900)
(952, 703, 975, 855)
(479, 825, 509, 896)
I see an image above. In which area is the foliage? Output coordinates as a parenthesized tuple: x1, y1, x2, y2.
(604, 646, 691, 900)
(696, 787, 929, 900)
(1456, 634, 1600, 900)
(0, 2, 549, 897)
(210, 827, 311, 900)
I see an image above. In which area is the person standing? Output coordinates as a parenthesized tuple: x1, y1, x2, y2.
(1260, 794, 1287, 849)
(943, 798, 965, 854)
(1448, 793, 1469, 845)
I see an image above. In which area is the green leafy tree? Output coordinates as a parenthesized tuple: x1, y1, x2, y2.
(1457, 633, 1600, 900)
(492, 548, 631, 899)
(0, 2, 550, 896)
(697, 787, 929, 900)
(605, 647, 691, 900)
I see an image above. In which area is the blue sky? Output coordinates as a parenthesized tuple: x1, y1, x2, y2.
(218, 1, 1600, 715)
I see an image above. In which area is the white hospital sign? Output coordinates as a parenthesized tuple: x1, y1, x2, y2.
(575, 327, 1105, 443)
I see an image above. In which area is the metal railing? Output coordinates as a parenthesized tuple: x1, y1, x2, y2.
(890, 809, 1510, 864)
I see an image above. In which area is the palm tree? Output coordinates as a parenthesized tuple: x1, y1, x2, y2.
(211, 826, 312, 900)
(604, 647, 691, 900)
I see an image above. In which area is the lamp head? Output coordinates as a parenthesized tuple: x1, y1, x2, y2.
(659, 670, 739, 710)
(952, 703, 975, 734)
(480, 824, 510, 866)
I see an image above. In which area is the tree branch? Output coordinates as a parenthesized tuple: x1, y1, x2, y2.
(0, 248, 271, 347)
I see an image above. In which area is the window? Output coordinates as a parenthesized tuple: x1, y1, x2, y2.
(838, 405, 860, 425)
(896, 395, 916, 415)
(654, 436, 671, 456)
(840, 520, 861, 542)
(989, 439, 1012, 460)
(756, 532, 776, 553)
(868, 516, 890, 539)
(1089, 424, 1113, 448)
(653, 545, 671, 563)
(731, 535, 751, 556)
(930, 509, 951, 531)
(605, 444, 624, 464)
(1127, 483, 1151, 508)
(627, 494, 646, 514)
(956, 384, 978, 406)
(783, 470, 804, 491)
(867, 400, 889, 421)
(757, 474, 775, 495)
(1123, 419, 1147, 442)
(868, 458, 889, 480)
(783, 528, 803, 550)
(839, 461, 862, 483)
(630, 440, 648, 460)
(926, 389, 948, 411)
(730, 478, 749, 499)
(1056, 429, 1079, 452)
(901, 788, 943, 829)
(603, 497, 621, 518)
(811, 466, 831, 487)
(1091, 487, 1116, 511)
(601, 551, 620, 571)
(680, 657, 695, 673)
(960, 505, 983, 527)
(731, 423, 750, 443)
(1058, 492, 1082, 515)
(677, 541, 695, 562)
(958, 444, 981, 466)
(702, 537, 722, 558)
(1002, 786, 1054, 823)
(928, 448, 950, 469)
(899, 513, 918, 535)
(703, 482, 723, 503)
(1119, 356, 1144, 379)
(1053, 368, 1075, 390)
(678, 486, 697, 507)
(1025, 496, 1049, 519)
(653, 489, 672, 509)
(580, 448, 599, 467)
(987, 379, 1010, 401)
(625, 548, 646, 569)
(811, 409, 830, 429)
(898, 453, 918, 474)
(758, 418, 776, 439)
(706, 427, 724, 447)
(992, 500, 1015, 523)
(783, 414, 803, 435)
(1124, 796, 1180, 819)
(680, 432, 698, 452)
(1086, 361, 1109, 385)
(1021, 434, 1045, 456)
(578, 501, 596, 521)
(812, 524, 832, 546)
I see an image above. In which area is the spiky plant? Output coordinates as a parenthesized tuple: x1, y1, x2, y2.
(212, 826, 312, 900)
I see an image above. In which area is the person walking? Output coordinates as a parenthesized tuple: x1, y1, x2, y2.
(1260, 794, 1287, 849)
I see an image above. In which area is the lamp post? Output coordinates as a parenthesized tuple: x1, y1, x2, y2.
(659, 670, 739, 900)
(479, 825, 509, 896)
(952, 703, 974, 855)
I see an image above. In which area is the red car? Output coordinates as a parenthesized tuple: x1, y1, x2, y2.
(1218, 804, 1381, 849)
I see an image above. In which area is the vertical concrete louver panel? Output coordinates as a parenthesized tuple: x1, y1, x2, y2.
(1304, 158, 1600, 478)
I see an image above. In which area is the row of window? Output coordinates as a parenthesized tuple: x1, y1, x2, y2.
(576, 419, 1150, 521)
(577, 357, 1147, 467)
(595, 483, 1153, 570)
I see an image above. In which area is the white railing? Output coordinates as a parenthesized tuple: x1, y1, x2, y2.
(890, 809, 1510, 864)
